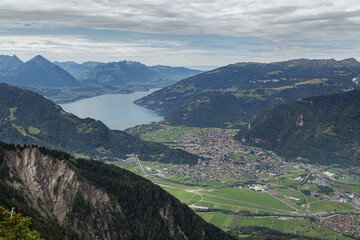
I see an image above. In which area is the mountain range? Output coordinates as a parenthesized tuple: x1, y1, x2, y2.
(236, 88, 360, 166)
(135, 58, 360, 128)
(0, 141, 234, 240)
(0, 83, 198, 165)
(0, 55, 81, 87)
(0, 55, 201, 89)
(0, 55, 202, 103)
(54, 61, 202, 87)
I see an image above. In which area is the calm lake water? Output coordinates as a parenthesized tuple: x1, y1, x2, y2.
(60, 89, 163, 130)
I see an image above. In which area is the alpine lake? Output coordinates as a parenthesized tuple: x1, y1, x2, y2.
(60, 88, 163, 130)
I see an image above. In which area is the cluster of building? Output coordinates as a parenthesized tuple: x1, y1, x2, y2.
(249, 77, 299, 84)
(307, 176, 330, 187)
(307, 175, 360, 206)
(327, 167, 360, 184)
(352, 77, 360, 85)
(316, 214, 360, 238)
(248, 184, 268, 192)
(142, 128, 296, 184)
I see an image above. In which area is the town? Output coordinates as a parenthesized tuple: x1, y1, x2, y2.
(121, 124, 360, 239)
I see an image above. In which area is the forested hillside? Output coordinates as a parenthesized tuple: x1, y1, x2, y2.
(0, 84, 198, 164)
(0, 142, 234, 239)
(236, 89, 360, 165)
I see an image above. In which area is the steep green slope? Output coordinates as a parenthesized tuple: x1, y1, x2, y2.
(0, 84, 198, 164)
(0, 142, 234, 240)
(236, 89, 360, 166)
(135, 58, 360, 128)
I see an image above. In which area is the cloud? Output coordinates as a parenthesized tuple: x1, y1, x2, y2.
(0, 0, 359, 68)
(0, 32, 358, 70)
(0, 34, 214, 66)
(0, 0, 359, 41)
(245, 5, 301, 15)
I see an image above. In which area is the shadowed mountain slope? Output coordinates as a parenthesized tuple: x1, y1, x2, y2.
(235, 88, 360, 165)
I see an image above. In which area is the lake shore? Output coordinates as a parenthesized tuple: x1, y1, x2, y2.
(24, 85, 153, 104)
(60, 88, 163, 130)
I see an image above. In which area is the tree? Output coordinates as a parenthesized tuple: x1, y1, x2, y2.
(0, 206, 43, 240)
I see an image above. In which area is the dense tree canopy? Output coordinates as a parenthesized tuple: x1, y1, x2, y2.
(0, 206, 43, 240)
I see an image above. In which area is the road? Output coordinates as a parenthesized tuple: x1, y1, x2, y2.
(265, 192, 302, 213)
(298, 190, 311, 213)
(298, 171, 312, 186)
(134, 154, 149, 176)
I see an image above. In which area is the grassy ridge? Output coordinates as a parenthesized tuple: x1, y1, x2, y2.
(136, 58, 360, 128)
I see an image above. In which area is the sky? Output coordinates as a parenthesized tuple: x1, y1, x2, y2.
(0, 0, 359, 70)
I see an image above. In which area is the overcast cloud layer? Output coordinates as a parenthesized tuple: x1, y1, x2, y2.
(1, 0, 359, 68)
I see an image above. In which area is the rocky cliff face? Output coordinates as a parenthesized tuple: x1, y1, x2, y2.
(10, 147, 80, 223)
(0, 142, 235, 240)
(3, 146, 123, 239)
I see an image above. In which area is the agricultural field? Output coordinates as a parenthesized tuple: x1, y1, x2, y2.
(197, 213, 353, 240)
(154, 179, 290, 215)
(230, 152, 259, 160)
(269, 174, 303, 187)
(334, 182, 360, 195)
(277, 188, 306, 203)
(310, 200, 356, 213)
(298, 183, 321, 192)
(199, 188, 292, 211)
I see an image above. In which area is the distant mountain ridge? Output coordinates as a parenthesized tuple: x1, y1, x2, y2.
(0, 54, 203, 102)
(0, 142, 234, 239)
(0, 55, 23, 72)
(135, 58, 360, 128)
(0, 83, 199, 165)
(0, 55, 81, 87)
(54, 60, 202, 87)
(235, 88, 360, 166)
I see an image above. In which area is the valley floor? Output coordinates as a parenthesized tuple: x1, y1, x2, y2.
(114, 124, 360, 239)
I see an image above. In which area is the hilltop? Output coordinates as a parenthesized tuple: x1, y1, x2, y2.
(135, 58, 360, 128)
(0, 55, 23, 72)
